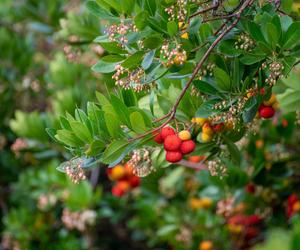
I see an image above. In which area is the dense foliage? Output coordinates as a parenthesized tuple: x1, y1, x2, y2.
(2, 0, 300, 249)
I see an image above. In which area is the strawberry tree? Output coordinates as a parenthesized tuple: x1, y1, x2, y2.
(50, 0, 300, 182)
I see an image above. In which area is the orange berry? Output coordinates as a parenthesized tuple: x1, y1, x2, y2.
(109, 165, 126, 181)
(188, 155, 205, 163)
(199, 240, 213, 250)
(263, 94, 276, 106)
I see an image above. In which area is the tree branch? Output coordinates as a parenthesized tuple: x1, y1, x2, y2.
(128, 0, 254, 142)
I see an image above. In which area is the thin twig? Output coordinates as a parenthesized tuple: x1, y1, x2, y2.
(176, 159, 207, 170)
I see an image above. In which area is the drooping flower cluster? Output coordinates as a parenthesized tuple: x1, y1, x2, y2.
(235, 33, 255, 51)
(207, 159, 227, 177)
(261, 61, 284, 86)
(160, 43, 187, 67)
(37, 193, 57, 211)
(11, 138, 28, 157)
(105, 21, 138, 47)
(112, 64, 152, 92)
(64, 158, 86, 184)
(127, 148, 155, 177)
(61, 208, 97, 232)
(165, 0, 188, 22)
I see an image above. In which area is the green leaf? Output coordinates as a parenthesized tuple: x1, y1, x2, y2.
(55, 130, 83, 147)
(69, 121, 93, 143)
(101, 55, 125, 62)
(214, 68, 231, 91)
(142, 50, 155, 70)
(92, 60, 118, 73)
(223, 136, 241, 166)
(130, 111, 146, 133)
(85, 140, 105, 156)
(101, 139, 130, 164)
(248, 22, 267, 44)
(277, 89, 300, 113)
(86, 0, 118, 20)
(193, 80, 223, 97)
(110, 95, 132, 127)
(121, 51, 145, 69)
(283, 22, 300, 49)
(104, 112, 122, 138)
(167, 21, 178, 36)
(266, 22, 279, 49)
(134, 11, 149, 30)
(218, 39, 240, 57)
(240, 53, 265, 65)
(121, 0, 135, 14)
(144, 0, 156, 16)
(99, 42, 127, 54)
(281, 0, 293, 13)
(242, 96, 258, 123)
(143, 34, 164, 49)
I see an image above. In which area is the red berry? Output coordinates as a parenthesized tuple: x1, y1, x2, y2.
(259, 88, 265, 95)
(164, 135, 182, 151)
(288, 194, 298, 205)
(213, 123, 224, 133)
(154, 133, 164, 144)
(180, 140, 196, 155)
(246, 215, 262, 225)
(129, 176, 140, 188)
(246, 183, 256, 194)
(112, 186, 125, 197)
(166, 151, 182, 163)
(259, 106, 275, 119)
(161, 127, 175, 140)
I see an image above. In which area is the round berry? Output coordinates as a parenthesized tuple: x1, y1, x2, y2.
(154, 133, 164, 144)
(201, 133, 213, 143)
(212, 123, 224, 133)
(180, 140, 196, 155)
(129, 176, 140, 188)
(164, 135, 182, 151)
(202, 122, 214, 135)
(160, 127, 175, 140)
(178, 130, 191, 141)
(109, 165, 126, 181)
(166, 151, 183, 163)
(259, 106, 275, 119)
(263, 93, 276, 106)
(188, 155, 205, 163)
(112, 185, 124, 197)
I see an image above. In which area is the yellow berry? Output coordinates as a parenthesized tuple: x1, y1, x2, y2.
(181, 32, 189, 39)
(189, 198, 203, 209)
(178, 130, 191, 141)
(263, 94, 277, 106)
(192, 117, 207, 126)
(110, 165, 126, 180)
(272, 101, 279, 109)
(201, 133, 213, 143)
(202, 122, 214, 135)
(200, 197, 213, 209)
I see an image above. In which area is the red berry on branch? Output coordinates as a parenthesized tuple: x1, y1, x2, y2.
(112, 185, 125, 197)
(129, 176, 140, 188)
(259, 88, 265, 95)
(154, 133, 164, 144)
(180, 140, 196, 155)
(166, 151, 183, 163)
(246, 183, 256, 194)
(164, 135, 182, 151)
(213, 123, 224, 133)
(161, 127, 175, 140)
(259, 105, 275, 119)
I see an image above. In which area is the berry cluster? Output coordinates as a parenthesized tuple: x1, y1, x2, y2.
(107, 164, 140, 197)
(154, 127, 196, 163)
(227, 214, 263, 242)
(192, 118, 225, 143)
(258, 93, 278, 119)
